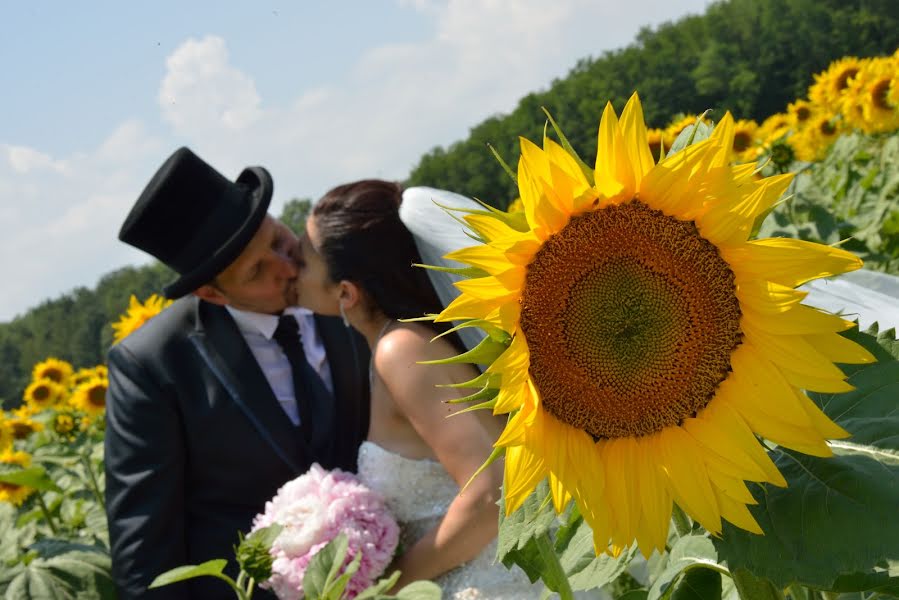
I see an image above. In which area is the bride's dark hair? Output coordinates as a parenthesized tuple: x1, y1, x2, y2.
(312, 179, 461, 346)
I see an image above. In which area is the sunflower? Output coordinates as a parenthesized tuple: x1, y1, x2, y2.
(112, 294, 173, 344)
(786, 99, 815, 129)
(435, 93, 875, 557)
(755, 112, 792, 159)
(70, 376, 108, 417)
(31, 357, 73, 387)
(841, 56, 899, 134)
(793, 114, 843, 162)
(0, 449, 35, 506)
(52, 411, 78, 441)
(809, 56, 864, 111)
(730, 119, 759, 162)
(6, 412, 42, 440)
(0, 417, 12, 452)
(23, 380, 65, 412)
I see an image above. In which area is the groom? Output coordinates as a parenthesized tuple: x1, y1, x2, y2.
(105, 147, 370, 599)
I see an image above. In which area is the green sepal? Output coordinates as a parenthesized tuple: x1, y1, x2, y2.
(445, 385, 499, 406)
(412, 262, 487, 278)
(418, 335, 508, 367)
(437, 370, 501, 390)
(461, 446, 505, 494)
(431, 319, 508, 347)
(542, 107, 595, 186)
(450, 398, 499, 415)
(488, 143, 518, 185)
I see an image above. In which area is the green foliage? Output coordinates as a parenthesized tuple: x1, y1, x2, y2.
(407, 0, 899, 207)
(3, 547, 115, 599)
(281, 197, 313, 235)
(714, 324, 899, 594)
(759, 131, 899, 274)
(235, 524, 282, 583)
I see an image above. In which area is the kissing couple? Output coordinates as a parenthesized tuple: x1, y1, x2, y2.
(104, 148, 541, 599)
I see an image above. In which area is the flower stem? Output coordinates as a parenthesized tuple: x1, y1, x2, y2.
(534, 532, 574, 600)
(246, 576, 256, 600)
(36, 493, 59, 536)
(81, 454, 105, 510)
(672, 504, 692, 537)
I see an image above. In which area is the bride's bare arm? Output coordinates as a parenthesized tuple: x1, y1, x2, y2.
(374, 324, 504, 588)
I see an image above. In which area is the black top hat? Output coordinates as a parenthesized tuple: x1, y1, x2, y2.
(119, 147, 273, 298)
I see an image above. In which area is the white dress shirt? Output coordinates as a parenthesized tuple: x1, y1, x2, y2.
(225, 305, 333, 426)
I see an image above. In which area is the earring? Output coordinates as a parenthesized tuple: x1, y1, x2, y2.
(339, 302, 350, 328)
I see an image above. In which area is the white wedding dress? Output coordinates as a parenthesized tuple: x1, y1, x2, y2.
(357, 441, 543, 599)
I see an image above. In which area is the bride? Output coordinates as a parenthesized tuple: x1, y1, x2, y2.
(293, 179, 541, 598)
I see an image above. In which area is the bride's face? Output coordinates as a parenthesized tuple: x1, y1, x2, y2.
(294, 215, 341, 316)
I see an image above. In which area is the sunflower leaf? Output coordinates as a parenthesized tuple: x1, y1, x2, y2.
(647, 535, 724, 600)
(555, 515, 637, 591)
(714, 325, 899, 592)
(668, 122, 713, 155)
(497, 479, 557, 560)
(0, 466, 62, 493)
(6, 549, 115, 598)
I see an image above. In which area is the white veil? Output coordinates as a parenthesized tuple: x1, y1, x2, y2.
(400, 186, 487, 352)
(399, 186, 899, 350)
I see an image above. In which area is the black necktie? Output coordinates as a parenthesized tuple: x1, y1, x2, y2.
(272, 315, 334, 451)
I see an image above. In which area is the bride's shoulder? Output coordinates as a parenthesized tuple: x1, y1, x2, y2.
(373, 322, 457, 369)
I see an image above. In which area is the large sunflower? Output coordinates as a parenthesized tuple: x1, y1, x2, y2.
(32, 357, 73, 386)
(112, 294, 172, 344)
(841, 56, 899, 134)
(70, 376, 108, 417)
(23, 379, 65, 412)
(808, 56, 864, 112)
(435, 93, 875, 557)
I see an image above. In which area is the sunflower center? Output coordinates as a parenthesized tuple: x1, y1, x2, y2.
(796, 106, 811, 122)
(520, 200, 742, 439)
(733, 132, 752, 152)
(42, 368, 63, 383)
(872, 80, 892, 111)
(11, 422, 34, 439)
(820, 120, 837, 136)
(32, 386, 50, 402)
(88, 386, 107, 408)
(836, 68, 859, 91)
(0, 482, 22, 493)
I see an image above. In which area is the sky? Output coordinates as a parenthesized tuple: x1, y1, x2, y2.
(1, 0, 712, 322)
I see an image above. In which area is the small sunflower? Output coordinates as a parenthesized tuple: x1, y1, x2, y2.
(112, 294, 173, 344)
(793, 114, 843, 161)
(755, 113, 792, 158)
(809, 56, 864, 112)
(70, 377, 108, 417)
(0, 449, 35, 506)
(23, 380, 65, 412)
(52, 411, 78, 441)
(435, 93, 874, 557)
(786, 99, 815, 129)
(6, 413, 42, 440)
(730, 119, 759, 162)
(31, 357, 73, 387)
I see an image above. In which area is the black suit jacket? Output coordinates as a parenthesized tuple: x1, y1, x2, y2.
(104, 297, 369, 599)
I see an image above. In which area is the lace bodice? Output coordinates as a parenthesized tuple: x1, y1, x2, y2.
(357, 441, 541, 599)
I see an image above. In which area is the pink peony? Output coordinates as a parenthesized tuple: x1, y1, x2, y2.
(251, 464, 400, 599)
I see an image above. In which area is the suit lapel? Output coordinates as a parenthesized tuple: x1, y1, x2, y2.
(190, 301, 305, 474)
(316, 316, 370, 469)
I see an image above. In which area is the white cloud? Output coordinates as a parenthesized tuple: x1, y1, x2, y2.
(5, 145, 68, 175)
(159, 35, 263, 135)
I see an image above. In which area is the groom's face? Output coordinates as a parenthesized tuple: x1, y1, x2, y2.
(196, 215, 300, 314)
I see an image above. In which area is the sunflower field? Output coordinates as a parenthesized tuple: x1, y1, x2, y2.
(1, 49, 899, 599)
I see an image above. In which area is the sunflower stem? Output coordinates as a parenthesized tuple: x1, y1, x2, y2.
(80, 453, 105, 511)
(535, 532, 574, 600)
(671, 504, 692, 537)
(36, 493, 59, 536)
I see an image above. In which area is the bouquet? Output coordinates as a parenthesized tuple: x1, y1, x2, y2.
(251, 463, 400, 599)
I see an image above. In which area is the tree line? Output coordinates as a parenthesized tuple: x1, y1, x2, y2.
(3, 0, 898, 406)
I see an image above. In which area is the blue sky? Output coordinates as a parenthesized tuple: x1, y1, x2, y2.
(1, 0, 711, 321)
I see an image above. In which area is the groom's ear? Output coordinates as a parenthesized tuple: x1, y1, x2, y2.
(194, 284, 228, 306)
